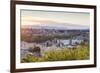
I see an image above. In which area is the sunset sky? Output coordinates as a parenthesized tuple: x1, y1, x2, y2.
(21, 10, 90, 27)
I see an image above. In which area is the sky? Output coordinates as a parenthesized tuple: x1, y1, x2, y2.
(21, 10, 90, 28)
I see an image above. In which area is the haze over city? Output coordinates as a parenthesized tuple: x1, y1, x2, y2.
(21, 10, 90, 29)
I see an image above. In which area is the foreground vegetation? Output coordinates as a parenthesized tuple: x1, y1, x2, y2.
(21, 42, 89, 63)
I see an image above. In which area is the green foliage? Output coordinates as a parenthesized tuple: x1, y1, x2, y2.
(21, 54, 39, 62)
(21, 43, 89, 63)
(43, 46, 89, 61)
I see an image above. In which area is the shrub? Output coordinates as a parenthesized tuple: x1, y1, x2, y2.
(21, 44, 89, 63)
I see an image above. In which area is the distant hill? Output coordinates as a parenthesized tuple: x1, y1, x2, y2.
(22, 22, 89, 30)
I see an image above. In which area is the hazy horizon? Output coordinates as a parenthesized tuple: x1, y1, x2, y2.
(21, 10, 90, 29)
